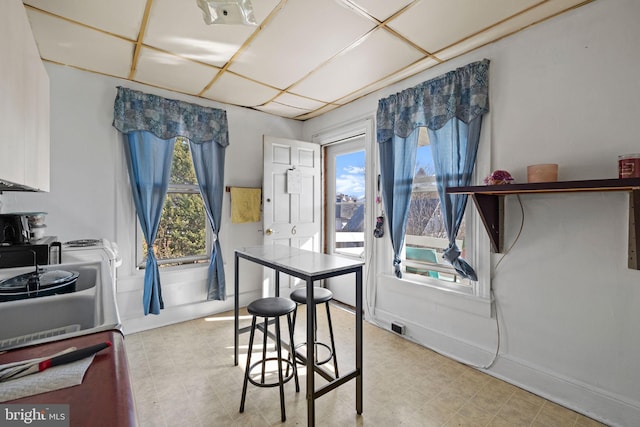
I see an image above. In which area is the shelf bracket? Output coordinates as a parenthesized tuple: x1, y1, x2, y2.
(629, 190, 640, 270)
(471, 193, 504, 253)
(448, 179, 640, 267)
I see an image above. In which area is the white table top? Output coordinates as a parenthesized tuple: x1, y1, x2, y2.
(236, 245, 364, 277)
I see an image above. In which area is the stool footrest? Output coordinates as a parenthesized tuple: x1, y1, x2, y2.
(294, 342, 334, 367)
(247, 357, 296, 388)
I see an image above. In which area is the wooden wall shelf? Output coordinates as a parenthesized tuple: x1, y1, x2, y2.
(446, 178, 640, 269)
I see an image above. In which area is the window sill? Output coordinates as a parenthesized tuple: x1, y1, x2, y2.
(379, 273, 493, 318)
(118, 262, 209, 293)
(135, 259, 209, 272)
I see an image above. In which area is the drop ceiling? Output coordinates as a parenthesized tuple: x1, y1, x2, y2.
(23, 0, 594, 120)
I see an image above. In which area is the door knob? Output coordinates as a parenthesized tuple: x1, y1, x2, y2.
(265, 228, 273, 235)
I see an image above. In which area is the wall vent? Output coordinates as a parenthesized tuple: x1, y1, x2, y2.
(391, 321, 405, 335)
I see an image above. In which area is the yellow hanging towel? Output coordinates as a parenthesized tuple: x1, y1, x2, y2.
(230, 187, 262, 223)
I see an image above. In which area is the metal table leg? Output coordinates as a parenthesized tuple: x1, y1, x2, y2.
(306, 277, 315, 426)
(356, 266, 363, 414)
(234, 253, 240, 366)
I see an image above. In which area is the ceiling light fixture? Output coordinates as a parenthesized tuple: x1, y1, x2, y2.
(196, 0, 257, 25)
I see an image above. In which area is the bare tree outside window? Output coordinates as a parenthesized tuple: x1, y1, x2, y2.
(404, 136, 467, 284)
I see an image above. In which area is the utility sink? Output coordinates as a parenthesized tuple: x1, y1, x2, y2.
(0, 260, 121, 351)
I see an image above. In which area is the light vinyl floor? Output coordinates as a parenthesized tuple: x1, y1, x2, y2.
(125, 305, 607, 427)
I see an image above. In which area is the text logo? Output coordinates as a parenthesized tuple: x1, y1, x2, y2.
(0, 405, 69, 427)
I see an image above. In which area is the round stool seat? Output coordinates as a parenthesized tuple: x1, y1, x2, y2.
(247, 297, 296, 317)
(290, 287, 333, 305)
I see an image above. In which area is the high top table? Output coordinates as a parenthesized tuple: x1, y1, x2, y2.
(234, 245, 364, 426)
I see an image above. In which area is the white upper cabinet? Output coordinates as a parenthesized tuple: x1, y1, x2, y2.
(0, 0, 50, 192)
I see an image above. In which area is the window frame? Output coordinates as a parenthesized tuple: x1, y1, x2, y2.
(403, 172, 470, 285)
(325, 137, 367, 260)
(387, 128, 491, 306)
(135, 142, 212, 270)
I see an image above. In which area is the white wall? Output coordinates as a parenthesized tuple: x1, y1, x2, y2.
(303, 1, 640, 425)
(2, 0, 638, 424)
(3, 64, 303, 332)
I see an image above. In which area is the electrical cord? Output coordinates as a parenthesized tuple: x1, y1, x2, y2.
(363, 239, 374, 316)
(401, 196, 525, 371)
(474, 194, 525, 370)
(364, 174, 385, 324)
(361, 194, 526, 370)
(493, 194, 525, 272)
(475, 288, 501, 369)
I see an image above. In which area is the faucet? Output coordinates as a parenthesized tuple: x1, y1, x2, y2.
(1, 225, 14, 244)
(26, 250, 40, 296)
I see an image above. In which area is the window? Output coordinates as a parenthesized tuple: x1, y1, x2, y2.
(330, 145, 366, 259)
(403, 128, 470, 286)
(138, 137, 210, 268)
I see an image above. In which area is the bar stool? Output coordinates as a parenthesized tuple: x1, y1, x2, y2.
(290, 287, 339, 377)
(239, 297, 299, 422)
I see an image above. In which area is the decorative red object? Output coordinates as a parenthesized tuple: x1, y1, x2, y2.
(619, 154, 640, 178)
(483, 170, 514, 185)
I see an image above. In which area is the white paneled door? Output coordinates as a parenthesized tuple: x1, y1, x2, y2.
(263, 135, 321, 292)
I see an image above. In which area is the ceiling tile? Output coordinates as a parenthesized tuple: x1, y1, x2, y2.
(256, 102, 312, 119)
(24, 0, 147, 39)
(273, 93, 326, 111)
(135, 47, 219, 95)
(143, 0, 279, 67)
(21, 0, 596, 120)
(25, 9, 133, 78)
(202, 72, 281, 107)
(346, 0, 414, 21)
(289, 28, 424, 102)
(296, 104, 341, 120)
(435, 0, 590, 61)
(389, 0, 540, 53)
(229, 0, 376, 89)
(377, 56, 441, 86)
(336, 56, 440, 104)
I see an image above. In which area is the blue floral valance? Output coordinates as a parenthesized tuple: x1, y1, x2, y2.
(377, 59, 490, 144)
(113, 86, 229, 147)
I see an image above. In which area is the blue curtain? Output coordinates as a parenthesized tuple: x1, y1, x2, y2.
(113, 86, 229, 313)
(190, 140, 226, 300)
(376, 59, 489, 280)
(378, 129, 419, 277)
(123, 131, 175, 315)
(429, 118, 483, 280)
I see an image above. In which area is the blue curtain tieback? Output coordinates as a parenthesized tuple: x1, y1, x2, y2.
(443, 244, 477, 281)
(442, 245, 460, 263)
(393, 255, 403, 278)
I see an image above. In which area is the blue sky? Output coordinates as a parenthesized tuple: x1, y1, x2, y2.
(335, 146, 434, 199)
(335, 151, 365, 199)
(415, 145, 435, 175)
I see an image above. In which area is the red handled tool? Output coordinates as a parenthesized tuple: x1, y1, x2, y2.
(0, 341, 111, 382)
(38, 341, 111, 372)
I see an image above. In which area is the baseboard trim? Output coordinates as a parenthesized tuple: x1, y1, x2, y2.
(121, 289, 261, 334)
(490, 355, 639, 427)
(374, 308, 495, 367)
(372, 308, 639, 427)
